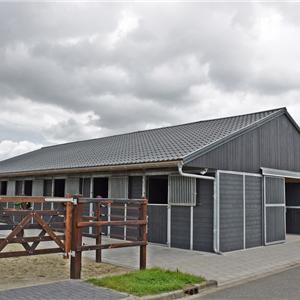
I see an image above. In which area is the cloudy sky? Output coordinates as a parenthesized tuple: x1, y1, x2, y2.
(0, 2, 300, 161)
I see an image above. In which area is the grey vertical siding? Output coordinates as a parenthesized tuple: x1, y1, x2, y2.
(193, 179, 214, 252)
(266, 207, 285, 243)
(66, 177, 80, 195)
(128, 176, 143, 199)
(126, 204, 140, 241)
(245, 176, 263, 248)
(219, 173, 244, 252)
(32, 179, 44, 211)
(186, 114, 300, 173)
(110, 176, 128, 198)
(7, 180, 15, 196)
(171, 206, 191, 249)
(32, 179, 44, 196)
(148, 205, 167, 244)
(110, 205, 125, 239)
(265, 177, 285, 204)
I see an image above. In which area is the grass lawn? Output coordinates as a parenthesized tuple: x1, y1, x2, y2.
(87, 267, 205, 296)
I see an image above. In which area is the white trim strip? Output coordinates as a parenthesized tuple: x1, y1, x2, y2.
(190, 206, 193, 250)
(107, 204, 111, 238)
(217, 171, 220, 252)
(148, 203, 168, 207)
(243, 174, 246, 250)
(286, 206, 300, 209)
(167, 205, 171, 247)
(262, 167, 300, 179)
(218, 170, 262, 177)
(124, 203, 127, 240)
(265, 203, 285, 207)
(264, 176, 267, 246)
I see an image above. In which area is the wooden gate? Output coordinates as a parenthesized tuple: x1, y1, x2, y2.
(0, 196, 72, 258)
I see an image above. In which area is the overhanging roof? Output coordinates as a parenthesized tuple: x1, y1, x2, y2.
(0, 107, 292, 176)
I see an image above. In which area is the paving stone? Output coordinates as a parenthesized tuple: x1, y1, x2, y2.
(0, 281, 127, 300)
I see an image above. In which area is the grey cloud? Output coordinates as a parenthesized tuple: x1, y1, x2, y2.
(0, 2, 300, 159)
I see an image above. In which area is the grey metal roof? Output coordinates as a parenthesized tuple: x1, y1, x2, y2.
(0, 108, 288, 175)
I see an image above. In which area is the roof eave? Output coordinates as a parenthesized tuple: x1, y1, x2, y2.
(0, 160, 183, 178)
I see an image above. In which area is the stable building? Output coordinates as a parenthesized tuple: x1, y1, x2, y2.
(0, 107, 300, 253)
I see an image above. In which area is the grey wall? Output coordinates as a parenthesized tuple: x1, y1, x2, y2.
(187, 114, 300, 173)
(6, 180, 15, 196)
(219, 173, 244, 252)
(32, 179, 43, 196)
(128, 176, 143, 198)
(193, 179, 214, 252)
(66, 177, 80, 195)
(245, 176, 263, 248)
(171, 206, 191, 249)
(148, 205, 167, 244)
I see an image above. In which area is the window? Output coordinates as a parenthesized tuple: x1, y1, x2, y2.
(15, 180, 23, 196)
(147, 176, 168, 204)
(54, 179, 65, 197)
(43, 179, 52, 196)
(0, 181, 7, 195)
(168, 175, 196, 206)
(93, 177, 108, 198)
(24, 180, 33, 196)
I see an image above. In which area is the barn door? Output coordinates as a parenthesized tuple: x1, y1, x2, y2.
(264, 176, 286, 245)
(217, 171, 263, 252)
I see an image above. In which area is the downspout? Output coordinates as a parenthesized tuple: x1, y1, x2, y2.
(178, 162, 222, 254)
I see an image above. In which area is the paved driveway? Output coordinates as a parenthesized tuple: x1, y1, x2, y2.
(87, 235, 300, 286)
(0, 281, 127, 300)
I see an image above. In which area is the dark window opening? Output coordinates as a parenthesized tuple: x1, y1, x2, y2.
(54, 179, 65, 197)
(147, 176, 168, 204)
(79, 178, 91, 197)
(24, 180, 32, 196)
(43, 179, 52, 196)
(15, 180, 23, 196)
(0, 181, 7, 195)
(93, 177, 108, 198)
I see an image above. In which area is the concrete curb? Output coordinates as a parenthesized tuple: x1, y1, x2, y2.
(125, 280, 217, 300)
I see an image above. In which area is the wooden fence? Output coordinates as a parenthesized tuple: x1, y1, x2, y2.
(0, 196, 148, 279)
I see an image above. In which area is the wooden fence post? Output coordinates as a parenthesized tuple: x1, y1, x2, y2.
(70, 199, 83, 279)
(64, 201, 72, 258)
(95, 202, 102, 263)
(139, 199, 147, 269)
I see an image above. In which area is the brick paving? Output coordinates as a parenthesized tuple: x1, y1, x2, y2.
(0, 281, 127, 300)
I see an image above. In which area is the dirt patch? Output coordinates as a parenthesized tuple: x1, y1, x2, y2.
(0, 244, 129, 290)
